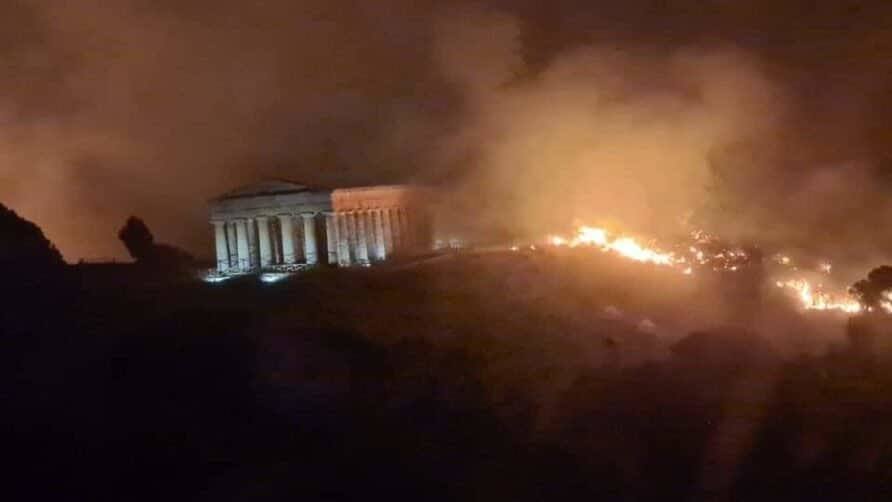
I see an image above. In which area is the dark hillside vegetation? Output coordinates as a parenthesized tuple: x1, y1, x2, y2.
(0, 202, 63, 267)
(5, 251, 892, 500)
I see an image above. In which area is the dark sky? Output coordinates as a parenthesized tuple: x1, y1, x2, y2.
(1, 0, 891, 265)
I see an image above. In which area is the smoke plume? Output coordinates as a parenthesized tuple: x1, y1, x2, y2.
(0, 0, 891, 271)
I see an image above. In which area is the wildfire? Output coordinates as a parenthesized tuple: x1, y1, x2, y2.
(549, 235, 568, 246)
(544, 223, 867, 315)
(774, 279, 862, 314)
(774, 254, 792, 266)
(881, 291, 892, 313)
(549, 226, 680, 266)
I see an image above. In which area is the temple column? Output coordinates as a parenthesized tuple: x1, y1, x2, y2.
(256, 216, 272, 267)
(278, 215, 296, 264)
(246, 218, 258, 267)
(373, 209, 387, 260)
(213, 221, 229, 272)
(362, 211, 376, 262)
(270, 221, 282, 264)
(324, 212, 338, 265)
(389, 208, 402, 252)
(236, 219, 251, 271)
(301, 213, 318, 265)
(337, 212, 351, 266)
(346, 212, 357, 263)
(354, 211, 369, 265)
(381, 208, 394, 254)
(227, 222, 238, 268)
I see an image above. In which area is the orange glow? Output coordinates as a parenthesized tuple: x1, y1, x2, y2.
(545, 222, 865, 315)
(774, 279, 862, 314)
(556, 225, 680, 266)
(549, 235, 568, 246)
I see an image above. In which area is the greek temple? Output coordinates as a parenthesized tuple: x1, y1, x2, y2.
(209, 180, 431, 274)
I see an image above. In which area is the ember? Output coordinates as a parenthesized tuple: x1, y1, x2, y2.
(546, 223, 866, 315)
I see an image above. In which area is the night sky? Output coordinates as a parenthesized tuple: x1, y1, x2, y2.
(1, 0, 891, 263)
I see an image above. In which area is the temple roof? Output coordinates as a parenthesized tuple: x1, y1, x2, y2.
(213, 179, 327, 201)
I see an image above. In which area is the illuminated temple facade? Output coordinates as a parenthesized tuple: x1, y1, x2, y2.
(209, 180, 432, 274)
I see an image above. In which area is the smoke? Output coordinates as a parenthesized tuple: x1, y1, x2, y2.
(429, 2, 892, 283)
(0, 0, 449, 260)
(1, 0, 892, 266)
(432, 21, 786, 243)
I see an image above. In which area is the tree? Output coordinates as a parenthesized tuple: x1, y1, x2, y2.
(0, 202, 63, 267)
(118, 216, 194, 269)
(850, 265, 892, 311)
(118, 216, 155, 262)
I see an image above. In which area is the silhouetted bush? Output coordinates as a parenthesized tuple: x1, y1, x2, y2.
(118, 216, 195, 270)
(851, 265, 892, 310)
(0, 202, 63, 267)
(118, 216, 155, 261)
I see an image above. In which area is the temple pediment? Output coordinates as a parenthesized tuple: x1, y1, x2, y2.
(214, 179, 323, 201)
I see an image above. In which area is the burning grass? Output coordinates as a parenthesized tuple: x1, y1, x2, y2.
(543, 223, 866, 314)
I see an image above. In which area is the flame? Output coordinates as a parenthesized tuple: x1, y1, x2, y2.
(576, 226, 609, 247)
(553, 226, 680, 266)
(544, 222, 867, 315)
(549, 235, 568, 246)
(773, 254, 792, 266)
(881, 291, 892, 313)
(775, 279, 862, 314)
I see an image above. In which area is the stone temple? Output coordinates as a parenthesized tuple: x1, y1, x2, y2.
(209, 180, 432, 274)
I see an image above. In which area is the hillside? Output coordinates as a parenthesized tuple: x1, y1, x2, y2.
(4, 250, 891, 501)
